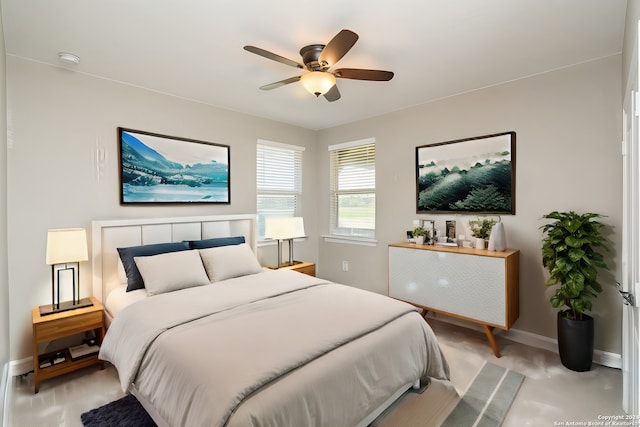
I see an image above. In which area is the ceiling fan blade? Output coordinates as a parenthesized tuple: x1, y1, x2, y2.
(334, 68, 394, 81)
(318, 30, 358, 67)
(259, 76, 301, 90)
(323, 85, 341, 102)
(244, 45, 304, 69)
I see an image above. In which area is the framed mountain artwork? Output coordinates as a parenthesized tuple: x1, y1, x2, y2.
(118, 128, 230, 204)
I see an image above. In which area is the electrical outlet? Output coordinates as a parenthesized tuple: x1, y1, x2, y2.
(342, 261, 349, 272)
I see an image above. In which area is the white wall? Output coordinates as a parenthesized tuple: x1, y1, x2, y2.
(0, 8, 10, 423)
(6, 56, 318, 362)
(316, 55, 623, 355)
(623, 0, 639, 93)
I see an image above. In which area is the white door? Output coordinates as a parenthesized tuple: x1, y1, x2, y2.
(622, 20, 640, 415)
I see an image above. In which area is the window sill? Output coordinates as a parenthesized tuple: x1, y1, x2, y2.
(321, 235, 377, 247)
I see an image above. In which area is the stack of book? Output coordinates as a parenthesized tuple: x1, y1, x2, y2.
(68, 343, 100, 360)
(39, 352, 65, 369)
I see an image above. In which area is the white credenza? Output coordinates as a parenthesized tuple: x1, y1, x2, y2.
(388, 242, 519, 357)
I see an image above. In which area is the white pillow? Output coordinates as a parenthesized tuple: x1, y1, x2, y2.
(117, 258, 127, 285)
(134, 250, 210, 296)
(199, 243, 262, 282)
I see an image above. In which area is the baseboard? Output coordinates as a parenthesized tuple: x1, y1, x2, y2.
(426, 313, 622, 370)
(8, 356, 32, 377)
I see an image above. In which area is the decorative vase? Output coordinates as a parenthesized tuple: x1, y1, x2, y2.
(557, 311, 594, 372)
(475, 238, 486, 249)
(488, 222, 506, 251)
(415, 236, 424, 245)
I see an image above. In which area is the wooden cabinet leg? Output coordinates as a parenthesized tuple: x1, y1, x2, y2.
(483, 324, 502, 358)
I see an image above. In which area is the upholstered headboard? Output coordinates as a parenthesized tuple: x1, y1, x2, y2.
(91, 214, 257, 303)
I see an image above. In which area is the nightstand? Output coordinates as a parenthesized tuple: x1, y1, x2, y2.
(270, 261, 316, 277)
(31, 296, 105, 393)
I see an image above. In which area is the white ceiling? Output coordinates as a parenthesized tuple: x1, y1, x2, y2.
(1, 0, 628, 130)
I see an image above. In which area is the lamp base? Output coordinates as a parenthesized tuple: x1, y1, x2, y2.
(39, 298, 94, 316)
(266, 260, 303, 269)
(277, 260, 303, 268)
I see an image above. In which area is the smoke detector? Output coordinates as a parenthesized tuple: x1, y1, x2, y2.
(58, 52, 80, 65)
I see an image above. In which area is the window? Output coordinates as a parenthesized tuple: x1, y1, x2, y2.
(256, 140, 304, 241)
(329, 138, 376, 240)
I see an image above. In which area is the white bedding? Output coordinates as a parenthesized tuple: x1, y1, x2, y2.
(100, 269, 449, 427)
(104, 285, 147, 318)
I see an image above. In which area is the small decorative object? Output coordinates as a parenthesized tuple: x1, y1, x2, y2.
(541, 211, 609, 372)
(445, 220, 456, 243)
(422, 220, 435, 242)
(264, 217, 306, 267)
(411, 226, 429, 245)
(488, 221, 506, 251)
(42, 228, 93, 316)
(434, 228, 442, 243)
(468, 218, 497, 250)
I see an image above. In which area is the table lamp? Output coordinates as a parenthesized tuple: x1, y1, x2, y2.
(264, 217, 306, 267)
(41, 228, 92, 315)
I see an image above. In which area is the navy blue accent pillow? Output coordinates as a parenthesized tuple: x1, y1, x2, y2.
(117, 242, 190, 292)
(188, 236, 245, 249)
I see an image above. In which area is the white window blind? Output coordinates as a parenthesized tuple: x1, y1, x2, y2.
(329, 139, 376, 239)
(256, 140, 304, 240)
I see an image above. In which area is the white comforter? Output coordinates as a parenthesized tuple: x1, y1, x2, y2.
(100, 269, 449, 427)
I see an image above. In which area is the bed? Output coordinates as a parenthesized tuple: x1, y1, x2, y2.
(92, 215, 450, 427)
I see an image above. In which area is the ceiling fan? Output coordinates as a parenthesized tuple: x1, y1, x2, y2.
(244, 29, 394, 102)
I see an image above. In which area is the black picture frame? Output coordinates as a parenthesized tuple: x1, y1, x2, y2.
(416, 132, 515, 214)
(118, 127, 230, 205)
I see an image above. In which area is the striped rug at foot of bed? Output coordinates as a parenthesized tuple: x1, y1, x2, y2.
(441, 361, 524, 427)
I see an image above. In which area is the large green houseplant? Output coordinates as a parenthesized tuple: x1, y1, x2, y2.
(540, 211, 609, 371)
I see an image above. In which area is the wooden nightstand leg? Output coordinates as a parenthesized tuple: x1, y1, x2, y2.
(33, 327, 40, 393)
(483, 324, 502, 358)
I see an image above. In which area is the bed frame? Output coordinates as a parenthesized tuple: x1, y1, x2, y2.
(91, 214, 256, 305)
(90, 214, 421, 427)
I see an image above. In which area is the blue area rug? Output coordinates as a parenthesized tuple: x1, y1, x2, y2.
(81, 394, 157, 427)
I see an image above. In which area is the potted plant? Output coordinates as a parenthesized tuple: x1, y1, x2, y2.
(540, 211, 609, 372)
(468, 218, 497, 249)
(412, 226, 429, 245)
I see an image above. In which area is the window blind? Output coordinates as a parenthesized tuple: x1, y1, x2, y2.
(329, 140, 376, 238)
(256, 141, 304, 240)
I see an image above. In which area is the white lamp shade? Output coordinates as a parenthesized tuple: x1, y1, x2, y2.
(264, 217, 305, 240)
(300, 72, 336, 96)
(46, 228, 88, 265)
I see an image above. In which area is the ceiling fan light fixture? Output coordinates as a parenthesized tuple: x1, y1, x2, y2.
(300, 71, 336, 97)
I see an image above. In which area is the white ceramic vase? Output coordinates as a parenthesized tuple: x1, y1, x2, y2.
(415, 235, 424, 245)
(475, 237, 486, 249)
(488, 222, 506, 251)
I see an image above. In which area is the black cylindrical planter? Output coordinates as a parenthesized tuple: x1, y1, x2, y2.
(557, 311, 594, 372)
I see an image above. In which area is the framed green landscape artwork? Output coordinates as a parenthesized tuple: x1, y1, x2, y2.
(416, 132, 515, 214)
